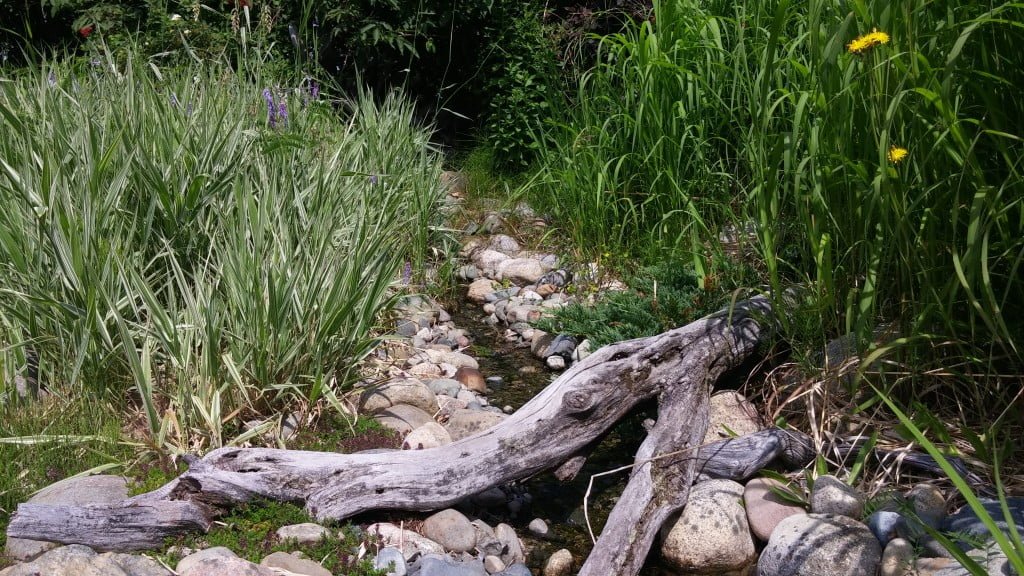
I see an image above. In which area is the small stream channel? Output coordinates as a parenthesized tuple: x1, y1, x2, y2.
(449, 300, 669, 575)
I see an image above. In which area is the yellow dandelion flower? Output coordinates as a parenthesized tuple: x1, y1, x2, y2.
(887, 145, 908, 164)
(847, 28, 891, 55)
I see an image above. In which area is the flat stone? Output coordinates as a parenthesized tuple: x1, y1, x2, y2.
(542, 549, 573, 576)
(703, 391, 762, 444)
(660, 479, 756, 573)
(177, 547, 239, 573)
(374, 404, 435, 435)
(545, 355, 566, 370)
(0, 545, 172, 576)
(421, 508, 477, 553)
(424, 349, 479, 370)
(744, 477, 807, 541)
(758, 513, 882, 576)
(418, 556, 487, 576)
(444, 409, 507, 441)
(360, 379, 439, 415)
(180, 556, 277, 576)
(484, 555, 506, 574)
(810, 475, 866, 518)
(276, 522, 331, 544)
(402, 421, 452, 449)
(367, 522, 446, 559)
(942, 497, 1024, 550)
(260, 551, 331, 576)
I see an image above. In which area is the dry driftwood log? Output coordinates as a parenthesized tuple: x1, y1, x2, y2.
(9, 295, 802, 574)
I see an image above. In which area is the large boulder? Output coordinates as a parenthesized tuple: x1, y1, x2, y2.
(4, 475, 130, 562)
(360, 379, 438, 415)
(0, 545, 171, 576)
(497, 258, 547, 285)
(367, 523, 446, 560)
(758, 514, 882, 576)
(444, 409, 507, 441)
(660, 479, 756, 574)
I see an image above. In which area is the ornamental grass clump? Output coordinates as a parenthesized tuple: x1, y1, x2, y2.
(0, 55, 444, 453)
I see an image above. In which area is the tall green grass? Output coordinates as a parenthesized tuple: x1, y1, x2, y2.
(0, 55, 444, 452)
(531, 0, 1023, 373)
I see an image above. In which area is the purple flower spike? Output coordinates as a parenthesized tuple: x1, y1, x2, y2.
(369, 174, 379, 185)
(47, 72, 57, 87)
(277, 98, 288, 126)
(262, 88, 276, 127)
(170, 92, 180, 107)
(310, 81, 320, 100)
(402, 261, 412, 285)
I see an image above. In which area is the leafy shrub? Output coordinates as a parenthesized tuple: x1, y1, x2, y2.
(535, 262, 726, 347)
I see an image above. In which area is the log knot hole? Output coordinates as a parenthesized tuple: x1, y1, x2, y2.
(563, 388, 598, 415)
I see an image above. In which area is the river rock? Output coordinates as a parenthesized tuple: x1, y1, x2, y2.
(497, 564, 532, 576)
(531, 331, 554, 358)
(660, 479, 756, 573)
(880, 538, 915, 576)
(488, 235, 521, 255)
(571, 339, 592, 362)
(484, 555, 506, 573)
(496, 523, 526, 565)
(942, 497, 1024, 550)
(454, 366, 487, 393)
(480, 213, 504, 234)
(374, 404, 435, 435)
(427, 350, 478, 370)
(908, 484, 947, 529)
(474, 249, 511, 276)
(0, 544, 171, 576)
(457, 265, 481, 281)
(402, 421, 452, 449)
(810, 475, 865, 518)
(260, 551, 331, 576)
(374, 547, 408, 576)
(744, 477, 807, 541)
(528, 518, 549, 537)
(546, 355, 566, 370)
(497, 258, 547, 284)
(506, 304, 542, 323)
(428, 378, 463, 397)
(421, 509, 477, 553)
(418, 555, 487, 576)
(468, 279, 500, 303)
(703, 390, 762, 444)
(181, 556, 276, 576)
(4, 475, 130, 562)
(360, 379, 439, 415)
(866, 510, 904, 544)
(542, 549, 573, 576)
(408, 362, 443, 379)
(537, 269, 570, 287)
(177, 547, 239, 573)
(367, 523, 447, 559)
(758, 513, 882, 576)
(276, 522, 331, 544)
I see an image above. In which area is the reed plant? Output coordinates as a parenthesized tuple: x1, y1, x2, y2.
(0, 54, 444, 453)
(531, 0, 1023, 373)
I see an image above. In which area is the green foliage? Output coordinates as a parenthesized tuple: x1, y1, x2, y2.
(0, 398, 133, 554)
(535, 261, 725, 347)
(530, 0, 1024, 375)
(0, 54, 444, 453)
(483, 4, 559, 172)
(161, 499, 384, 574)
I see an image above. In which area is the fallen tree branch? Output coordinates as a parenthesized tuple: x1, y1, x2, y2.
(9, 296, 776, 576)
